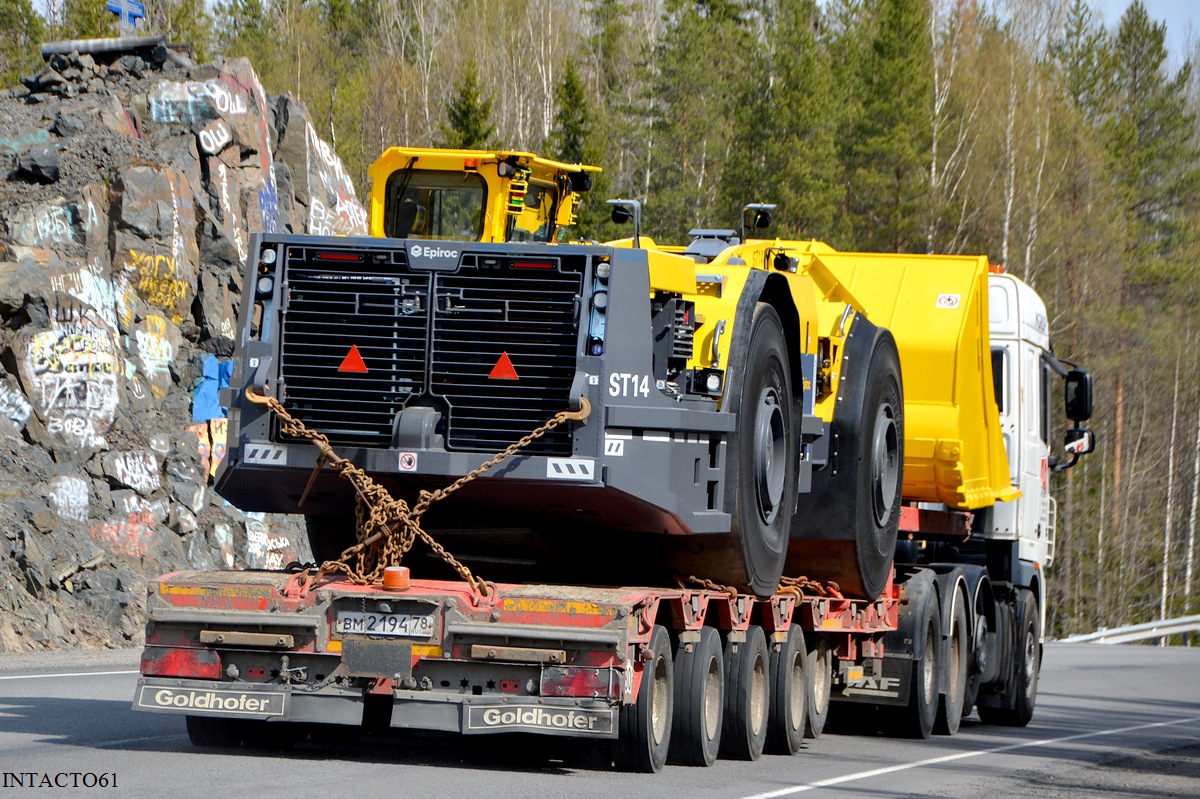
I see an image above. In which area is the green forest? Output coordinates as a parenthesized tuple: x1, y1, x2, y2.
(2, 0, 1200, 639)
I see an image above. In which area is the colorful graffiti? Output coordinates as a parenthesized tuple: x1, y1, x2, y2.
(90, 511, 154, 559)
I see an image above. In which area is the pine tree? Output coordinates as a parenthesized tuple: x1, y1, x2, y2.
(145, 0, 216, 62)
(1105, 0, 1200, 289)
(551, 57, 589, 164)
(840, 0, 932, 252)
(722, 0, 840, 239)
(1054, 0, 1111, 125)
(0, 0, 44, 87)
(60, 0, 118, 39)
(440, 62, 496, 150)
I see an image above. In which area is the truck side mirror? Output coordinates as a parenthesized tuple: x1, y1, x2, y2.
(1064, 369, 1092, 422)
(1064, 427, 1094, 455)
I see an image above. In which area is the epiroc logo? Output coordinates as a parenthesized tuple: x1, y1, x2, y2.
(407, 242, 460, 269)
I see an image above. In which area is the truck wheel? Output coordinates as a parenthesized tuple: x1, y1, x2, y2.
(786, 326, 903, 600)
(304, 515, 351, 565)
(720, 625, 770, 760)
(978, 589, 1039, 727)
(669, 627, 724, 766)
(730, 304, 795, 597)
(895, 592, 940, 739)
(185, 715, 244, 748)
(805, 636, 831, 738)
(765, 625, 807, 755)
(616, 625, 674, 772)
(935, 592, 969, 735)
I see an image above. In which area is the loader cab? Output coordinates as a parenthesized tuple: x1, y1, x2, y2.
(987, 270, 1092, 569)
(368, 147, 599, 244)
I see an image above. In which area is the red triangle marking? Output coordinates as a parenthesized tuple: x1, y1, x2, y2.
(338, 345, 368, 373)
(488, 352, 520, 380)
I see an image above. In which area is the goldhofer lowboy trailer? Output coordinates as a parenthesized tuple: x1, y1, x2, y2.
(135, 568, 901, 770)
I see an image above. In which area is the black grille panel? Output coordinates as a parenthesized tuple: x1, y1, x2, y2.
(432, 264, 582, 454)
(278, 246, 583, 455)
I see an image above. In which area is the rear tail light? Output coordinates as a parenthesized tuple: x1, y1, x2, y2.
(141, 646, 222, 680)
(540, 666, 619, 699)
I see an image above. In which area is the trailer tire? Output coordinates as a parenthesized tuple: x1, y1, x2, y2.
(721, 625, 770, 760)
(895, 592, 940, 739)
(730, 305, 795, 597)
(805, 635, 831, 738)
(978, 589, 1039, 727)
(765, 625, 807, 755)
(185, 715, 244, 748)
(935, 592, 969, 735)
(669, 627, 724, 766)
(616, 625, 674, 772)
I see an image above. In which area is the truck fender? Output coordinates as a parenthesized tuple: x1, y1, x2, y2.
(885, 567, 939, 665)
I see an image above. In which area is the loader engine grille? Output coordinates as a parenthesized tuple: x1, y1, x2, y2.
(278, 246, 583, 455)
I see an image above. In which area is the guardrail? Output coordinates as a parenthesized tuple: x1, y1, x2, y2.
(1060, 614, 1200, 644)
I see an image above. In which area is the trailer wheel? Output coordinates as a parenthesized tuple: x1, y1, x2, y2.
(185, 715, 244, 748)
(731, 305, 795, 597)
(978, 589, 1039, 727)
(669, 627, 724, 766)
(765, 625, 807, 755)
(895, 592, 940, 739)
(720, 625, 770, 760)
(805, 636, 831, 738)
(935, 592, 969, 735)
(616, 625, 674, 772)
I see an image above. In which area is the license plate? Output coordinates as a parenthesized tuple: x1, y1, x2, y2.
(335, 611, 435, 638)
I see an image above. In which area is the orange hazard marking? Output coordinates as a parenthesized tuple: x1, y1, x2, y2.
(488, 352, 519, 380)
(338, 345, 368, 373)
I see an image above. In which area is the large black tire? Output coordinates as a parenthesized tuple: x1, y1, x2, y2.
(978, 589, 1040, 727)
(615, 625, 674, 772)
(765, 625, 807, 755)
(186, 715, 245, 748)
(787, 323, 903, 600)
(720, 625, 771, 760)
(669, 627, 725, 766)
(894, 591, 941, 739)
(805, 635, 831, 738)
(935, 590, 969, 735)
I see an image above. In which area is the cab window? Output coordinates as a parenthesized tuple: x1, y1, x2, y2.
(506, 182, 558, 242)
(385, 170, 486, 240)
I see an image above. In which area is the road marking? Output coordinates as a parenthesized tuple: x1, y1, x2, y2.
(739, 715, 1200, 799)
(0, 669, 139, 681)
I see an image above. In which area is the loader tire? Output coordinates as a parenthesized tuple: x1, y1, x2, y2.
(726, 305, 795, 596)
(787, 322, 902, 600)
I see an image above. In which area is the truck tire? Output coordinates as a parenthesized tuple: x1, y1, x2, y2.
(935, 591, 969, 735)
(805, 636, 831, 738)
(787, 322, 902, 600)
(978, 588, 1039, 727)
(669, 627, 724, 766)
(895, 590, 940, 739)
(185, 715, 244, 747)
(765, 625, 807, 755)
(616, 625, 674, 772)
(720, 625, 770, 760)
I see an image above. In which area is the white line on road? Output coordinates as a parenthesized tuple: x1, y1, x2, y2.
(739, 715, 1200, 799)
(0, 670, 139, 681)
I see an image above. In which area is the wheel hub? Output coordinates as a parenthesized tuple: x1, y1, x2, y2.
(871, 403, 899, 526)
(755, 387, 786, 524)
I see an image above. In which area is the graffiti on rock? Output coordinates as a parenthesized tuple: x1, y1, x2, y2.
(49, 262, 131, 333)
(0, 128, 51, 155)
(246, 515, 296, 571)
(48, 475, 89, 523)
(12, 203, 77, 249)
(305, 122, 367, 237)
(128, 250, 188, 322)
(0, 384, 32, 427)
(135, 315, 174, 399)
(213, 162, 247, 262)
(149, 79, 249, 125)
(112, 451, 161, 495)
(197, 119, 233, 155)
(90, 511, 154, 559)
(25, 323, 120, 450)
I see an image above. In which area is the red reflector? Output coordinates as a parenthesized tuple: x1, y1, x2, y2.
(317, 252, 363, 262)
(141, 647, 222, 680)
(512, 260, 554, 269)
(488, 352, 519, 380)
(540, 667, 617, 698)
(338, 345, 368, 373)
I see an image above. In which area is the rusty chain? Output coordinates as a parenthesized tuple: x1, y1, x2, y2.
(246, 386, 591, 599)
(777, 575, 843, 600)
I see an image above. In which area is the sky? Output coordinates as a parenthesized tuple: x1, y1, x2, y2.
(1097, 0, 1197, 66)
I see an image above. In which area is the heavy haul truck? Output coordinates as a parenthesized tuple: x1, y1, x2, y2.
(133, 149, 1095, 770)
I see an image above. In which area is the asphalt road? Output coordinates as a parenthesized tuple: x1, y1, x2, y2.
(0, 643, 1197, 798)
